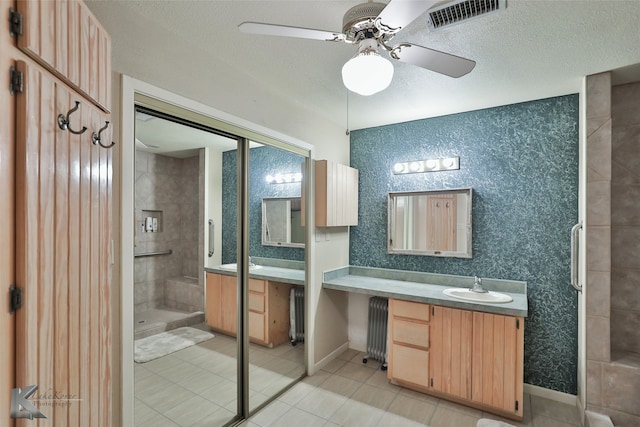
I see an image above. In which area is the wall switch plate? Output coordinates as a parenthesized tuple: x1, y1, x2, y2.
(145, 217, 153, 232)
(152, 217, 158, 232)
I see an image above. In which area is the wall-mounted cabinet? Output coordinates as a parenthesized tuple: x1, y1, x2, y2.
(388, 299, 524, 421)
(15, 0, 112, 112)
(205, 272, 292, 347)
(315, 160, 358, 227)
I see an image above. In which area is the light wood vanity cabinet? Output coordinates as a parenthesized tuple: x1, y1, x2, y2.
(315, 159, 359, 227)
(205, 272, 292, 347)
(388, 299, 524, 420)
(388, 299, 431, 388)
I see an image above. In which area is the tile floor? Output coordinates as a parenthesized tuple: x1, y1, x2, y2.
(135, 331, 305, 427)
(135, 335, 583, 427)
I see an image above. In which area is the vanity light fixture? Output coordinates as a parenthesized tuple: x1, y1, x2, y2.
(393, 156, 460, 174)
(265, 172, 303, 184)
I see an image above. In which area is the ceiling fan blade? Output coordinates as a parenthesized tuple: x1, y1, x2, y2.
(391, 43, 476, 78)
(376, 0, 440, 34)
(238, 22, 345, 42)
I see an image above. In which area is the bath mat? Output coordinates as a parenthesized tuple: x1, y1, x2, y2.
(476, 419, 518, 427)
(134, 327, 214, 363)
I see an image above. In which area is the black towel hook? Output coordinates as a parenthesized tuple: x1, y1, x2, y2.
(91, 121, 115, 149)
(57, 101, 87, 135)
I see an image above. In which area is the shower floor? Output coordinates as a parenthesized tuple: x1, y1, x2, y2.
(134, 306, 205, 340)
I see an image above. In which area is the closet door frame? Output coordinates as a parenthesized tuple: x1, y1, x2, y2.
(119, 76, 311, 426)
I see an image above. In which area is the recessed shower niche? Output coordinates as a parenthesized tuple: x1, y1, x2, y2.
(140, 209, 163, 233)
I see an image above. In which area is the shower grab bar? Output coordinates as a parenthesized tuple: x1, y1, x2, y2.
(570, 222, 582, 292)
(134, 249, 172, 258)
(208, 219, 214, 257)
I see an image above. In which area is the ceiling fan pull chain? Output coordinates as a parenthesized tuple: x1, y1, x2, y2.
(346, 89, 350, 136)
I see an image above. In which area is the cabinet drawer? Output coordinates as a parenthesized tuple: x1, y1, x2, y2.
(392, 319, 430, 348)
(249, 311, 266, 342)
(249, 292, 265, 313)
(390, 343, 429, 387)
(249, 279, 265, 293)
(392, 299, 430, 322)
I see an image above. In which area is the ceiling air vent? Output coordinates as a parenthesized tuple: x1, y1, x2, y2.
(427, 0, 505, 30)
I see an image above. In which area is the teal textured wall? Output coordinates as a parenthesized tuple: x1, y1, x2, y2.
(350, 95, 579, 394)
(222, 146, 305, 264)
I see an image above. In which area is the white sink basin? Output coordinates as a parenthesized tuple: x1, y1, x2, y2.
(218, 263, 262, 271)
(443, 288, 513, 304)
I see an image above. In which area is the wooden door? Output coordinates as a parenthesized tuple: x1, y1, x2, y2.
(1, 4, 16, 422)
(426, 195, 456, 251)
(430, 306, 473, 400)
(15, 60, 112, 427)
(471, 312, 524, 418)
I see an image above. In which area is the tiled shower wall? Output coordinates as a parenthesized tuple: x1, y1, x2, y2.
(610, 82, 640, 356)
(586, 74, 640, 426)
(134, 151, 202, 313)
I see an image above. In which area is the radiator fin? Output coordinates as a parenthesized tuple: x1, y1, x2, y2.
(363, 297, 388, 368)
(290, 287, 305, 344)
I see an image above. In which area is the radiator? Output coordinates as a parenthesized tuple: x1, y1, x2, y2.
(289, 287, 305, 345)
(363, 296, 388, 370)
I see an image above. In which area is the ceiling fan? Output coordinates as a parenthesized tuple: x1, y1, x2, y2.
(238, 0, 476, 96)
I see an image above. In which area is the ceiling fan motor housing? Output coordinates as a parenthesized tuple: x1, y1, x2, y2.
(342, 2, 387, 42)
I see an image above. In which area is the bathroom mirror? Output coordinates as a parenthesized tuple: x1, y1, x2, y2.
(262, 197, 305, 248)
(388, 188, 472, 258)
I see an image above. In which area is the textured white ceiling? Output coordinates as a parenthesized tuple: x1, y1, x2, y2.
(87, 0, 640, 132)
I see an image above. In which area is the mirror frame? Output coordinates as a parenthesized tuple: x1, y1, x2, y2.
(387, 188, 473, 259)
(261, 197, 305, 248)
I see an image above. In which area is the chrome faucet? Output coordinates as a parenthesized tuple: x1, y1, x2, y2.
(249, 256, 255, 267)
(471, 276, 488, 293)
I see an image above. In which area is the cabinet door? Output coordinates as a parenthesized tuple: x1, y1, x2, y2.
(221, 274, 238, 334)
(15, 60, 112, 426)
(205, 273, 222, 329)
(430, 306, 473, 400)
(471, 312, 524, 417)
(315, 160, 358, 226)
(16, 0, 111, 112)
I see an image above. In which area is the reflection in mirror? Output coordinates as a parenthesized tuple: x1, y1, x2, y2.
(262, 197, 304, 248)
(388, 188, 472, 258)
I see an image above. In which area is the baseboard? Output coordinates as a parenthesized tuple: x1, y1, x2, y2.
(308, 341, 349, 375)
(524, 384, 578, 406)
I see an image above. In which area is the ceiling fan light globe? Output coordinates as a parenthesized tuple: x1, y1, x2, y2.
(341, 52, 394, 96)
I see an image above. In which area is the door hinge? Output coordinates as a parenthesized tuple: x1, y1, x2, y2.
(515, 400, 519, 411)
(431, 306, 434, 316)
(516, 318, 520, 330)
(9, 8, 23, 37)
(430, 378, 433, 387)
(10, 66, 23, 95)
(10, 285, 22, 313)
